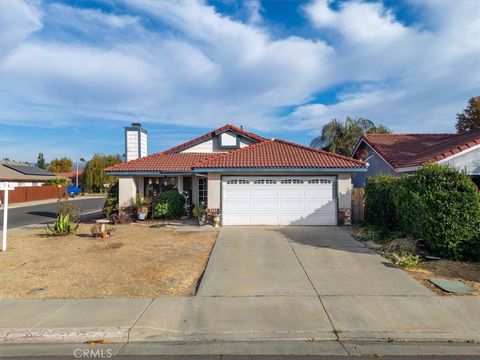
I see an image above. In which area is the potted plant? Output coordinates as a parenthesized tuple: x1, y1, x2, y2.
(193, 205, 206, 226)
(137, 204, 149, 220)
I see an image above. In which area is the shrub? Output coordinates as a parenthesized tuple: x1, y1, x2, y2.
(393, 164, 480, 260)
(192, 205, 203, 218)
(153, 190, 185, 218)
(109, 210, 133, 224)
(103, 181, 119, 217)
(364, 175, 398, 229)
(387, 251, 422, 269)
(45, 214, 78, 236)
(360, 225, 400, 244)
(57, 200, 80, 223)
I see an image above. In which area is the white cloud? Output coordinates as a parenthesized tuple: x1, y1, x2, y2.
(0, 0, 478, 138)
(292, 0, 480, 132)
(0, 0, 42, 59)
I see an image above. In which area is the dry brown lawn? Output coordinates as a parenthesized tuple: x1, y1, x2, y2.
(0, 223, 218, 298)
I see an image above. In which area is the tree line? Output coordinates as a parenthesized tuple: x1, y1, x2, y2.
(311, 96, 480, 155)
(36, 153, 122, 193)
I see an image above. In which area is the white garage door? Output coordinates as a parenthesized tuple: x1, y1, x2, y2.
(222, 176, 337, 225)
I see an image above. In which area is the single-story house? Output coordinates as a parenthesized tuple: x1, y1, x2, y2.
(106, 124, 367, 225)
(352, 131, 480, 188)
(0, 160, 55, 187)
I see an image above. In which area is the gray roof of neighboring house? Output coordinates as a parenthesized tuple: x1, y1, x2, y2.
(0, 161, 55, 182)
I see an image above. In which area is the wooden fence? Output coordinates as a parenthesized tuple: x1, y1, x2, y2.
(0, 185, 66, 204)
(352, 187, 365, 224)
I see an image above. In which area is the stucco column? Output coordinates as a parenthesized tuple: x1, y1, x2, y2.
(192, 175, 199, 205)
(119, 177, 137, 207)
(177, 176, 184, 194)
(207, 172, 221, 209)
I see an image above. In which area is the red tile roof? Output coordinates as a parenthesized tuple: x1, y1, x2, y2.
(105, 153, 213, 172)
(106, 126, 366, 173)
(195, 139, 366, 169)
(163, 124, 266, 154)
(360, 131, 480, 168)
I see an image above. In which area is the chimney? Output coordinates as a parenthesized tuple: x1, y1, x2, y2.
(125, 123, 148, 162)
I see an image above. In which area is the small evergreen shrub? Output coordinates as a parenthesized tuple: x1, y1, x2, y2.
(364, 175, 398, 230)
(103, 181, 119, 217)
(393, 164, 480, 260)
(153, 190, 185, 218)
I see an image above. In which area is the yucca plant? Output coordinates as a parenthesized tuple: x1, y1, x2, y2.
(45, 214, 79, 236)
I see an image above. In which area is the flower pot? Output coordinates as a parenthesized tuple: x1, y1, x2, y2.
(138, 213, 146, 221)
(198, 218, 206, 226)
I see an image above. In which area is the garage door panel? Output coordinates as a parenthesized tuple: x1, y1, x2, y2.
(305, 189, 333, 198)
(277, 189, 307, 199)
(223, 189, 252, 200)
(222, 176, 337, 226)
(252, 202, 278, 211)
(251, 189, 279, 198)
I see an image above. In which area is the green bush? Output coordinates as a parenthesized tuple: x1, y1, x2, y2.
(360, 225, 401, 244)
(45, 214, 78, 236)
(364, 175, 398, 230)
(153, 190, 185, 219)
(393, 164, 480, 260)
(103, 181, 119, 217)
(387, 251, 423, 269)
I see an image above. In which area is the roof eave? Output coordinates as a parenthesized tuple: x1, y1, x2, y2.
(192, 167, 367, 173)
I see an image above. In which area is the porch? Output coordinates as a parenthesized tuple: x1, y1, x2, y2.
(118, 174, 211, 210)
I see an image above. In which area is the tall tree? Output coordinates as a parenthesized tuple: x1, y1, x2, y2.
(48, 157, 73, 173)
(84, 154, 122, 193)
(310, 117, 391, 156)
(456, 96, 480, 133)
(36, 152, 46, 169)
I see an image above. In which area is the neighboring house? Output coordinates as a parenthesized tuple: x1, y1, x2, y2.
(55, 170, 84, 185)
(0, 160, 56, 187)
(352, 131, 480, 188)
(106, 123, 366, 226)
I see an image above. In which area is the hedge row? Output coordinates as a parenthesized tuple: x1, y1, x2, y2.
(364, 164, 480, 260)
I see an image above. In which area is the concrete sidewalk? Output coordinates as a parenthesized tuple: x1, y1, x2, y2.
(0, 296, 479, 345)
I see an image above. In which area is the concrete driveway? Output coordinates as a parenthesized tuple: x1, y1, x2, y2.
(197, 226, 432, 297)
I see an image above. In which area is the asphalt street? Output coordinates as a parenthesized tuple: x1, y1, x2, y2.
(0, 197, 105, 229)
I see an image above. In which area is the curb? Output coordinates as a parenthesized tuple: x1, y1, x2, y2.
(0, 327, 128, 344)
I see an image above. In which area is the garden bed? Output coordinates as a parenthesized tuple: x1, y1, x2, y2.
(0, 222, 218, 298)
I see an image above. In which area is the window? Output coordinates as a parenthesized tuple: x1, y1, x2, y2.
(281, 179, 304, 184)
(254, 179, 277, 184)
(308, 179, 332, 184)
(199, 178, 208, 205)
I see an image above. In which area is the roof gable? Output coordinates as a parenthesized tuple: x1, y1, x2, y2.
(359, 131, 480, 168)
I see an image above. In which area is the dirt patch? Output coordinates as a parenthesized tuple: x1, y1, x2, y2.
(406, 261, 480, 296)
(0, 223, 218, 298)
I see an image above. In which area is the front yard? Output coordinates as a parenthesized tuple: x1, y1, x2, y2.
(0, 223, 218, 298)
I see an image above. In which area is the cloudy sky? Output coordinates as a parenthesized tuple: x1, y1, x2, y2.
(0, 0, 479, 162)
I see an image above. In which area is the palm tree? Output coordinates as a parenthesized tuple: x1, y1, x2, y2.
(310, 117, 391, 156)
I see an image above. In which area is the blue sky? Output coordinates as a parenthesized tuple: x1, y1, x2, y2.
(0, 0, 479, 163)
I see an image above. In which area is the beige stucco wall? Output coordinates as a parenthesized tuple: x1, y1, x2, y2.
(207, 172, 221, 209)
(337, 173, 352, 210)
(119, 177, 137, 207)
(191, 175, 199, 205)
